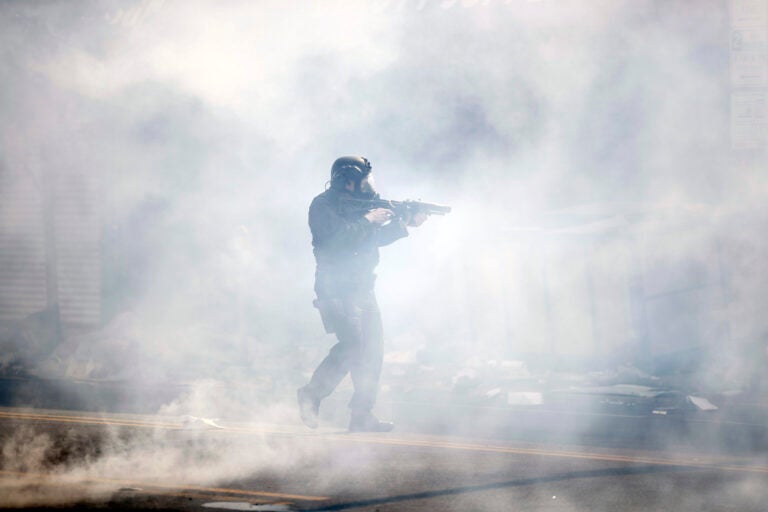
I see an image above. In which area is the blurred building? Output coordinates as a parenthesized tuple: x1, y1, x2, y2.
(0, 134, 101, 338)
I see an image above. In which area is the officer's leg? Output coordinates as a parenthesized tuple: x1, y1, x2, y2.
(349, 293, 384, 415)
(303, 302, 362, 402)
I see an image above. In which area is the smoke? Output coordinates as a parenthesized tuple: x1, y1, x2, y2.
(1, 0, 767, 508)
(0, 418, 326, 508)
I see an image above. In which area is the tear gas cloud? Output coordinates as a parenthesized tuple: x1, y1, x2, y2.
(1, 0, 767, 506)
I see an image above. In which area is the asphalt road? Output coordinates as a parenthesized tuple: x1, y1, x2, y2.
(1, 407, 767, 511)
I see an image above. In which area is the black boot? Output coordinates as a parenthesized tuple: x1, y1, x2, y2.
(349, 412, 394, 433)
(297, 387, 320, 429)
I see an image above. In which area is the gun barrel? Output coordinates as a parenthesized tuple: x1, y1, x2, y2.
(400, 200, 451, 215)
(423, 203, 451, 215)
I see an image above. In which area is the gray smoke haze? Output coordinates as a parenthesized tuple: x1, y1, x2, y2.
(1, 0, 767, 507)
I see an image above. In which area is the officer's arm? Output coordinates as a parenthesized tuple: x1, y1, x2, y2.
(376, 218, 409, 247)
(309, 198, 374, 249)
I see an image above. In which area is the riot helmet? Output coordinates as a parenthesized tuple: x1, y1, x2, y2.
(330, 156, 372, 192)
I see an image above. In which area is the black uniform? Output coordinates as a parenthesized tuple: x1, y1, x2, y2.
(303, 186, 408, 414)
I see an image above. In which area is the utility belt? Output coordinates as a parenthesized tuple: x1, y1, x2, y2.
(313, 289, 377, 335)
(313, 271, 376, 334)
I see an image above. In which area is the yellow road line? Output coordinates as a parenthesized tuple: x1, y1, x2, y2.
(0, 410, 297, 434)
(0, 411, 297, 434)
(0, 411, 181, 429)
(328, 434, 768, 474)
(123, 490, 292, 505)
(0, 475, 290, 505)
(3, 409, 767, 476)
(0, 470, 328, 502)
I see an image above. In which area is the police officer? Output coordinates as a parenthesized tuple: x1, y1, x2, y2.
(297, 156, 427, 432)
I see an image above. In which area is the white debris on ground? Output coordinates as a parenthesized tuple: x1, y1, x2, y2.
(687, 396, 718, 411)
(180, 415, 225, 430)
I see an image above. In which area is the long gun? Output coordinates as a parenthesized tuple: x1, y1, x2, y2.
(339, 197, 451, 220)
